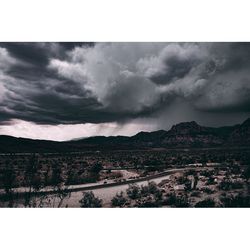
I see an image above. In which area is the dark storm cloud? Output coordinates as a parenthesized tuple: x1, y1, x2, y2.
(0, 43, 94, 83)
(1, 43, 55, 66)
(148, 44, 202, 85)
(190, 43, 250, 113)
(0, 42, 106, 125)
(209, 43, 250, 72)
(0, 42, 250, 126)
(0, 42, 94, 66)
(150, 55, 193, 85)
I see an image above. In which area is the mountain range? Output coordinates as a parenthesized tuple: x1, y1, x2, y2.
(0, 118, 250, 153)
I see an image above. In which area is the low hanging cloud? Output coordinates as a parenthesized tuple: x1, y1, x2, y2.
(0, 42, 250, 130)
(0, 119, 155, 141)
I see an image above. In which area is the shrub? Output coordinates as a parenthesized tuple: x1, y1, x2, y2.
(140, 182, 162, 200)
(79, 191, 102, 208)
(242, 166, 250, 180)
(136, 196, 161, 208)
(125, 182, 164, 207)
(174, 194, 189, 207)
(195, 198, 216, 208)
(90, 163, 103, 174)
(231, 181, 243, 189)
(190, 191, 200, 197)
(220, 194, 250, 207)
(219, 178, 243, 190)
(165, 192, 189, 207)
(126, 184, 141, 199)
(206, 176, 216, 185)
(200, 170, 214, 178)
(201, 187, 215, 194)
(111, 192, 127, 207)
(164, 192, 177, 206)
(219, 178, 232, 191)
(176, 175, 188, 185)
(184, 179, 192, 191)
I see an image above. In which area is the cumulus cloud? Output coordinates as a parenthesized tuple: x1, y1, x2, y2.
(136, 43, 207, 85)
(48, 43, 205, 117)
(48, 42, 250, 116)
(49, 43, 165, 111)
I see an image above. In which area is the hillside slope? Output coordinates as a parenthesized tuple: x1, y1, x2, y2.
(0, 119, 249, 152)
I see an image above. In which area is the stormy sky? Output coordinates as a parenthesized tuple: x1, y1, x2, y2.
(0, 42, 250, 141)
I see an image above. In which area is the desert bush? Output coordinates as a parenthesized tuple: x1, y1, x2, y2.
(206, 176, 216, 185)
(220, 194, 250, 207)
(201, 187, 215, 194)
(218, 178, 232, 191)
(190, 191, 200, 197)
(140, 182, 162, 200)
(174, 194, 189, 207)
(184, 179, 192, 191)
(111, 192, 127, 207)
(164, 192, 189, 207)
(126, 184, 141, 199)
(176, 175, 188, 185)
(200, 170, 214, 178)
(230, 166, 241, 175)
(125, 182, 164, 207)
(195, 198, 216, 207)
(242, 166, 250, 180)
(90, 163, 103, 174)
(136, 196, 161, 208)
(79, 191, 102, 208)
(219, 178, 243, 190)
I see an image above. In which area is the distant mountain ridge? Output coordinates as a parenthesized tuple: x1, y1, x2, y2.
(0, 119, 250, 153)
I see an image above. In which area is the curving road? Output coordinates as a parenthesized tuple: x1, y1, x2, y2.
(49, 166, 212, 207)
(0, 166, 203, 196)
(1, 166, 215, 207)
